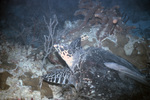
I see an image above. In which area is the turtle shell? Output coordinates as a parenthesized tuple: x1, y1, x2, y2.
(75, 47, 149, 99)
(43, 37, 150, 100)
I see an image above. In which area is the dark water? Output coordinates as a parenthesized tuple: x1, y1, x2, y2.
(0, 0, 150, 46)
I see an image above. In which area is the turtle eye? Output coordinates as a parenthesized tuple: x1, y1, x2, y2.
(68, 49, 72, 54)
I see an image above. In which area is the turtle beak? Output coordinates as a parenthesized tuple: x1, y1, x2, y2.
(53, 44, 58, 48)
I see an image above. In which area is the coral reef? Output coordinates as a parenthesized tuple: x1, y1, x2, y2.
(0, 42, 54, 99)
(0, 0, 150, 99)
(58, 12, 150, 77)
(69, 0, 135, 45)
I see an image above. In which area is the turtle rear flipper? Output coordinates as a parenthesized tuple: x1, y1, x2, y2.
(42, 68, 76, 86)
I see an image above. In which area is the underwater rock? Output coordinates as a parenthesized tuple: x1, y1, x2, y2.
(43, 37, 150, 100)
(0, 42, 52, 99)
(19, 72, 53, 98)
(0, 71, 12, 90)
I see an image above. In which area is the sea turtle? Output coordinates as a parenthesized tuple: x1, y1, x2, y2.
(42, 37, 150, 100)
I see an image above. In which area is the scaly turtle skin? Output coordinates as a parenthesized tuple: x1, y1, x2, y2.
(43, 37, 150, 100)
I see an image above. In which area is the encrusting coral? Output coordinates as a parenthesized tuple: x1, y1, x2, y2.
(69, 0, 135, 43)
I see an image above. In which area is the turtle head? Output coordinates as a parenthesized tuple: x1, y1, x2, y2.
(54, 37, 83, 72)
(54, 44, 74, 67)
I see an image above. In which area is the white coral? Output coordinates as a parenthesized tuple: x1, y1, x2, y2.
(124, 35, 142, 56)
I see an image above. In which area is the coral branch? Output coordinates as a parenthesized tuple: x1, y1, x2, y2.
(42, 15, 58, 67)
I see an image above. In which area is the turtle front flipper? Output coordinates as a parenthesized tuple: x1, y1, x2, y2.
(42, 67, 76, 86)
(104, 62, 150, 86)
